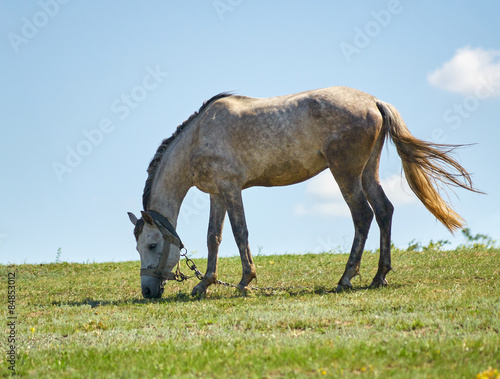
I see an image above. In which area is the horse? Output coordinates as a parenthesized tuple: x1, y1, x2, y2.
(128, 86, 480, 299)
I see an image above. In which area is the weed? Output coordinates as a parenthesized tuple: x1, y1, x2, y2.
(461, 228, 499, 249)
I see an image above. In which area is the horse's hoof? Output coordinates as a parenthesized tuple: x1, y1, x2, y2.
(369, 278, 388, 288)
(335, 280, 353, 293)
(236, 283, 250, 293)
(191, 284, 207, 297)
(236, 273, 256, 292)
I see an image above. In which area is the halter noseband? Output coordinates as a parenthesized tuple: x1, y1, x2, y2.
(140, 210, 184, 281)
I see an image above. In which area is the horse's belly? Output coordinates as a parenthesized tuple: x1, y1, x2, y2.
(243, 151, 328, 188)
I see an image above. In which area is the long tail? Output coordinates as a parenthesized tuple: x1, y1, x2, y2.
(376, 101, 482, 232)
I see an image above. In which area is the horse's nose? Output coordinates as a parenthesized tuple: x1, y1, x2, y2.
(142, 287, 152, 298)
(141, 276, 164, 299)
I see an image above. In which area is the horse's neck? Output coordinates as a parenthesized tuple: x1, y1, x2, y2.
(148, 143, 192, 226)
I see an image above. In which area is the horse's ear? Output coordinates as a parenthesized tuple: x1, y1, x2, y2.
(127, 212, 138, 226)
(141, 211, 154, 225)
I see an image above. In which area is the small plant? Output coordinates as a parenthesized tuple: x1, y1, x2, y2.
(422, 239, 450, 252)
(55, 247, 62, 263)
(82, 320, 108, 331)
(461, 228, 498, 249)
(407, 239, 422, 252)
(476, 366, 499, 379)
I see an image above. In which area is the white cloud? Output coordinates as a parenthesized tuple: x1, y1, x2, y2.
(294, 201, 351, 218)
(306, 169, 343, 201)
(427, 46, 500, 96)
(381, 174, 417, 206)
(294, 171, 416, 217)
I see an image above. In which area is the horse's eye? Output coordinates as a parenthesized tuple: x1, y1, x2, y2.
(149, 243, 157, 250)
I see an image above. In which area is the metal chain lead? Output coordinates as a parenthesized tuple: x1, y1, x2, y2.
(179, 250, 204, 281)
(178, 250, 315, 293)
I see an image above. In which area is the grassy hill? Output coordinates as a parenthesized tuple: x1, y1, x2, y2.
(1, 244, 499, 378)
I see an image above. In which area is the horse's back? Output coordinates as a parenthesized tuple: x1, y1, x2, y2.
(190, 86, 382, 189)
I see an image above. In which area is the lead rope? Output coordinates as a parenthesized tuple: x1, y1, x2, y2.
(176, 249, 315, 293)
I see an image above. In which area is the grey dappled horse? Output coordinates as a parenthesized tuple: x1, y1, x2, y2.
(128, 87, 479, 299)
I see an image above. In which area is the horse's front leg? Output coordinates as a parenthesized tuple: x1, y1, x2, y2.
(192, 194, 226, 296)
(220, 185, 256, 291)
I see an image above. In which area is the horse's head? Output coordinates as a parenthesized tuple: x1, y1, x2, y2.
(127, 211, 181, 299)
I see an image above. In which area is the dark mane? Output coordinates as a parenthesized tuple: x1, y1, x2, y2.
(142, 92, 233, 210)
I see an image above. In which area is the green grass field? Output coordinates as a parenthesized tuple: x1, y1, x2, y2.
(1, 243, 499, 378)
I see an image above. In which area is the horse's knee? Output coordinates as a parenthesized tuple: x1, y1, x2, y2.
(207, 233, 222, 247)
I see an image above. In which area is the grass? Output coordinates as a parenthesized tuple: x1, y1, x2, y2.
(1, 245, 499, 378)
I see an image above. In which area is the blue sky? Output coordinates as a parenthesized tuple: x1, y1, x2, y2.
(1, 1, 499, 265)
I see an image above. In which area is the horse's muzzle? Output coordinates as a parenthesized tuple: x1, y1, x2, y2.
(141, 276, 164, 299)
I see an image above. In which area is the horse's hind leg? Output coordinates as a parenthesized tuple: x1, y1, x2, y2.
(192, 194, 226, 296)
(363, 178, 394, 287)
(361, 133, 394, 288)
(329, 166, 374, 291)
(323, 122, 381, 291)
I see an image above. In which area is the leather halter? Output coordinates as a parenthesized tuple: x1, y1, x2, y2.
(139, 210, 184, 281)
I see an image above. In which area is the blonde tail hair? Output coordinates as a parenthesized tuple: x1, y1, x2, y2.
(376, 101, 482, 232)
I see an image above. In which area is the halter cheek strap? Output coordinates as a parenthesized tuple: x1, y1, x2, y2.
(139, 210, 184, 280)
(147, 211, 184, 250)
